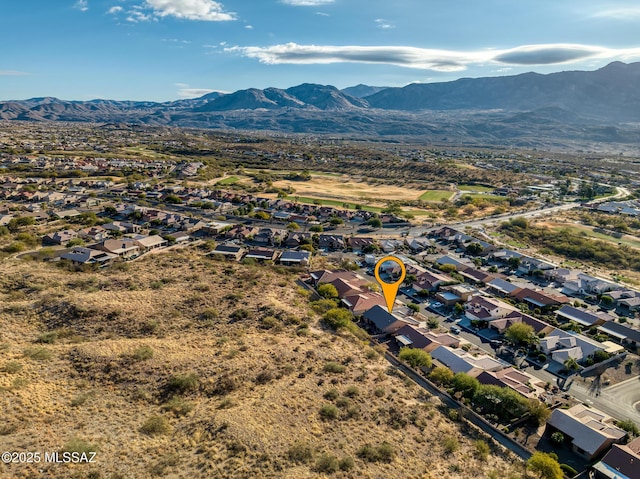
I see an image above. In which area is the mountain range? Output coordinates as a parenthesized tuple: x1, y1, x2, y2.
(2, 62, 640, 150)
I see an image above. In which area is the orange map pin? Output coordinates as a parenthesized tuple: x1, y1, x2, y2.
(374, 256, 406, 314)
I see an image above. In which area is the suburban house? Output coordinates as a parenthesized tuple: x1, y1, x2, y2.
(284, 232, 311, 248)
(517, 257, 556, 275)
(225, 225, 258, 241)
(591, 436, 640, 479)
(79, 225, 109, 242)
(394, 324, 462, 352)
(431, 345, 508, 376)
(465, 295, 516, 321)
(539, 329, 606, 364)
(348, 237, 375, 253)
(546, 404, 627, 460)
(411, 270, 454, 293)
(597, 321, 640, 349)
(341, 292, 386, 316)
(92, 239, 140, 259)
(318, 234, 345, 251)
(476, 367, 539, 398)
(512, 288, 570, 311)
(362, 305, 411, 335)
(209, 244, 245, 261)
(60, 247, 118, 267)
(245, 247, 278, 262)
(132, 234, 168, 253)
(279, 250, 311, 267)
(102, 221, 141, 234)
(486, 277, 524, 297)
(556, 305, 614, 328)
(254, 228, 287, 245)
(490, 310, 554, 336)
(42, 229, 78, 246)
(309, 270, 367, 287)
(435, 255, 473, 271)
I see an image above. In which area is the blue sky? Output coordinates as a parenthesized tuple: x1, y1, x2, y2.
(2, 0, 640, 101)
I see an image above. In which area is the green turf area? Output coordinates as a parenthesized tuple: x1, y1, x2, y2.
(284, 196, 383, 212)
(418, 190, 454, 202)
(468, 194, 509, 202)
(457, 184, 494, 192)
(551, 224, 640, 250)
(505, 239, 528, 248)
(216, 176, 240, 185)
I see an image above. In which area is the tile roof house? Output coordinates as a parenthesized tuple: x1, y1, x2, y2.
(591, 436, 640, 479)
(43, 229, 78, 246)
(539, 328, 606, 364)
(209, 244, 245, 261)
(245, 247, 278, 262)
(341, 292, 387, 316)
(60, 247, 118, 266)
(279, 250, 311, 266)
(394, 324, 462, 352)
(309, 269, 366, 286)
(465, 295, 516, 321)
(556, 305, 614, 328)
(318, 234, 345, 251)
(512, 288, 570, 310)
(431, 346, 508, 376)
(597, 321, 640, 348)
(411, 270, 454, 293)
(132, 234, 168, 252)
(476, 367, 537, 398)
(489, 310, 554, 335)
(486, 277, 524, 297)
(348, 237, 375, 252)
(79, 225, 109, 242)
(362, 305, 410, 335)
(93, 239, 140, 259)
(546, 404, 627, 460)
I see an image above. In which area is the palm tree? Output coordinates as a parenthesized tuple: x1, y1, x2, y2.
(563, 357, 580, 373)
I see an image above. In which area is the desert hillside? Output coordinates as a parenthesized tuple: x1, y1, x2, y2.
(0, 251, 523, 478)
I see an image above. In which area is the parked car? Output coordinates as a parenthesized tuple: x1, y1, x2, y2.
(450, 326, 461, 335)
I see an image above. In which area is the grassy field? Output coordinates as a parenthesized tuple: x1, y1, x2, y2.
(0, 251, 522, 479)
(284, 195, 383, 212)
(467, 194, 509, 202)
(544, 222, 640, 250)
(457, 184, 494, 193)
(216, 175, 241, 185)
(418, 190, 455, 202)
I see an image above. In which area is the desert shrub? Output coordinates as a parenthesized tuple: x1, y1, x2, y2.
(474, 440, 490, 461)
(313, 454, 339, 473)
(63, 437, 99, 454)
(357, 442, 395, 463)
(161, 397, 194, 416)
(166, 373, 199, 395)
(131, 345, 154, 361)
(287, 442, 314, 464)
(2, 361, 22, 373)
(443, 436, 459, 454)
(323, 388, 339, 400)
(23, 346, 52, 361)
(324, 362, 345, 374)
(344, 385, 360, 397)
(36, 332, 58, 344)
(319, 404, 339, 420)
(339, 456, 355, 471)
(140, 416, 171, 436)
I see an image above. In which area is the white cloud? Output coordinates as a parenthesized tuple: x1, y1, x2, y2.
(74, 0, 89, 12)
(175, 83, 228, 98)
(0, 70, 29, 76)
(144, 0, 235, 21)
(314, 11, 329, 16)
(375, 18, 394, 29)
(107, 6, 123, 14)
(281, 0, 334, 6)
(245, 24, 253, 29)
(591, 7, 640, 20)
(227, 42, 640, 71)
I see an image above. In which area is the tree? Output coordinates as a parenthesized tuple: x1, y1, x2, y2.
(406, 303, 420, 314)
(504, 323, 536, 346)
(429, 366, 454, 386)
(527, 452, 563, 479)
(317, 283, 339, 299)
(507, 256, 521, 270)
(398, 348, 432, 369)
(451, 372, 479, 399)
(323, 308, 353, 330)
(165, 194, 182, 204)
(255, 211, 270, 220)
(465, 242, 484, 256)
(309, 225, 323, 233)
(563, 357, 580, 373)
(329, 217, 344, 225)
(367, 218, 382, 228)
(439, 263, 457, 273)
(287, 222, 300, 231)
(550, 431, 564, 446)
